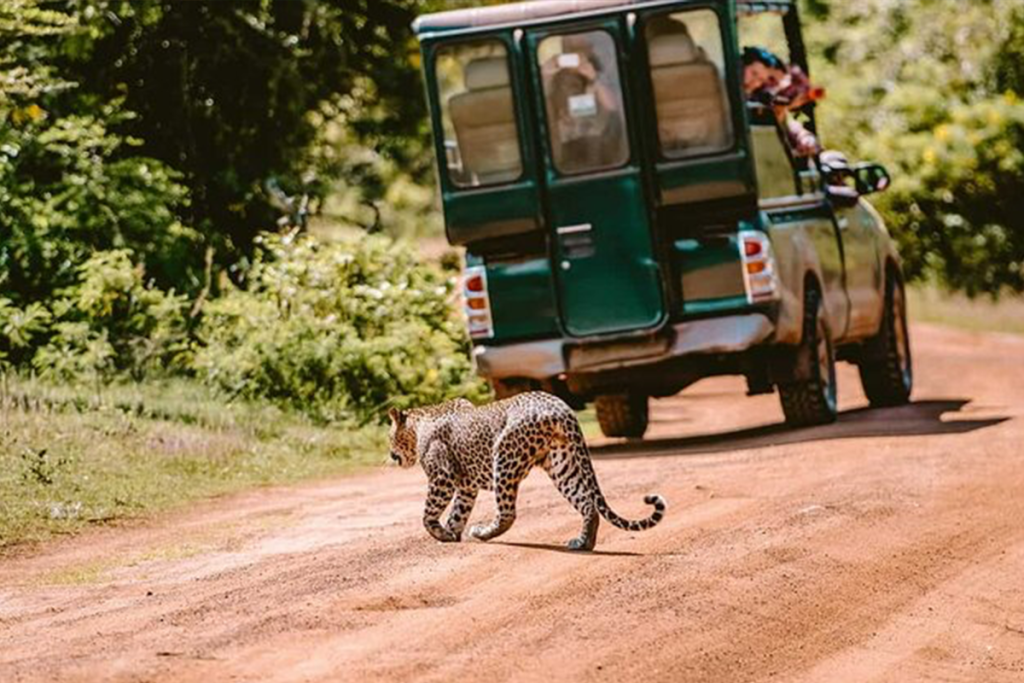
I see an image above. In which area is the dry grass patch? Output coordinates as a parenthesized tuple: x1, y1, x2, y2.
(0, 377, 385, 552)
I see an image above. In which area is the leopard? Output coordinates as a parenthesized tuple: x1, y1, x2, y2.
(388, 391, 666, 551)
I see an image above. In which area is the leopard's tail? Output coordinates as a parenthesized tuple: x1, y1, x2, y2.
(567, 421, 665, 531)
(595, 493, 666, 531)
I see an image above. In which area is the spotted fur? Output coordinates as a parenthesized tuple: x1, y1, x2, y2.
(388, 392, 666, 551)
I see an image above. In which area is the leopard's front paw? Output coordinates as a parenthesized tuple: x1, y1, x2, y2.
(468, 524, 490, 541)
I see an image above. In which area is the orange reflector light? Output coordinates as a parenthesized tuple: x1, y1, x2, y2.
(746, 261, 767, 275)
(465, 275, 485, 293)
(744, 240, 763, 257)
(466, 297, 488, 311)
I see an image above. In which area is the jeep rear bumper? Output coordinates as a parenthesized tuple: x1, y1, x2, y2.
(473, 313, 775, 380)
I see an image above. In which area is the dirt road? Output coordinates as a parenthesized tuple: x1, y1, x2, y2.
(2, 323, 1023, 682)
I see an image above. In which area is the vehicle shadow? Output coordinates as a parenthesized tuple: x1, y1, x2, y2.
(591, 399, 1010, 461)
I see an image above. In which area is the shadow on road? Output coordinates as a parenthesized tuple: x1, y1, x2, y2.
(592, 399, 1010, 461)
(494, 541, 643, 557)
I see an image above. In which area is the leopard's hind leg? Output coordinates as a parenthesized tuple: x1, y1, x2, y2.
(544, 438, 600, 551)
(469, 425, 536, 542)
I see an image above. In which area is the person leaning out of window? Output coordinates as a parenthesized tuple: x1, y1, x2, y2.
(741, 46, 821, 158)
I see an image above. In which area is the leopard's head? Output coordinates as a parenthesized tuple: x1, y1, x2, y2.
(387, 408, 418, 468)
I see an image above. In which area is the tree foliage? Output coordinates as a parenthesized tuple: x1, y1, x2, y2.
(58, 0, 435, 256)
(1, 0, 198, 305)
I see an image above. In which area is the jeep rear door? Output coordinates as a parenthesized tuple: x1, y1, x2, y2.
(526, 22, 664, 338)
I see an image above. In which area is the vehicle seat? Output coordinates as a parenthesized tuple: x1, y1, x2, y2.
(449, 58, 522, 184)
(648, 33, 732, 156)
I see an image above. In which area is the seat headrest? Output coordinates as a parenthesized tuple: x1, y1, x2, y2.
(465, 58, 511, 91)
(649, 34, 701, 67)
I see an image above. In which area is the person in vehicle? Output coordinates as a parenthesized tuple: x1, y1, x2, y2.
(742, 46, 820, 158)
(742, 46, 787, 101)
(545, 36, 627, 172)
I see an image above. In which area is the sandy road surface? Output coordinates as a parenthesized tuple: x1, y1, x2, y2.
(2, 323, 1023, 683)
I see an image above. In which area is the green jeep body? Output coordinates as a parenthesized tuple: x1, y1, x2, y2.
(414, 0, 913, 438)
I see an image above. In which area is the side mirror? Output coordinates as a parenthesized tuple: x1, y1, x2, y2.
(853, 163, 891, 195)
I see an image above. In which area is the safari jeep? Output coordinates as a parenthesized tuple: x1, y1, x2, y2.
(413, 0, 913, 438)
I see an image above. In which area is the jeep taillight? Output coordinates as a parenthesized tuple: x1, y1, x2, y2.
(461, 266, 494, 339)
(739, 231, 780, 304)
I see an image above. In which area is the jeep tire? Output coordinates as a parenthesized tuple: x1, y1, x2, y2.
(859, 272, 913, 407)
(779, 287, 838, 427)
(595, 392, 649, 439)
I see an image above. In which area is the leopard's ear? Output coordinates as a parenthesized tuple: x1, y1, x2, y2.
(388, 407, 406, 426)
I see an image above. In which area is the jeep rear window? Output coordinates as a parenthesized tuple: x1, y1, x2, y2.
(538, 30, 630, 176)
(436, 42, 523, 188)
(646, 10, 734, 159)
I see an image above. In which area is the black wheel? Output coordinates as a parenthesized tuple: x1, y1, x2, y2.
(779, 287, 838, 427)
(859, 272, 913, 407)
(595, 392, 649, 439)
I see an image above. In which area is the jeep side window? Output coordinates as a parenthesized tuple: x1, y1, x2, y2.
(750, 109, 799, 200)
(646, 10, 734, 159)
(739, 9, 806, 201)
(436, 42, 523, 188)
(538, 31, 630, 175)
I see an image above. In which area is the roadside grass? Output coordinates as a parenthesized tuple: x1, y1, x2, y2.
(0, 376, 385, 553)
(908, 284, 1024, 336)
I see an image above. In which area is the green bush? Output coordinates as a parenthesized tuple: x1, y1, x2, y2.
(0, 298, 51, 368)
(193, 232, 488, 423)
(868, 95, 1024, 295)
(3, 237, 488, 423)
(29, 250, 192, 381)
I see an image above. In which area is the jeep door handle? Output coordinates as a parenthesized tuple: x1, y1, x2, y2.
(557, 223, 592, 235)
(558, 223, 596, 260)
